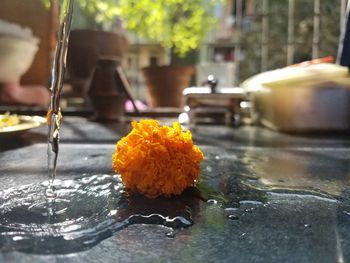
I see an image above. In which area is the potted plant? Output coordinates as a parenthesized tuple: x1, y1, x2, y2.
(43, 0, 128, 92)
(43, 0, 130, 119)
(116, 0, 223, 108)
(69, 1, 128, 98)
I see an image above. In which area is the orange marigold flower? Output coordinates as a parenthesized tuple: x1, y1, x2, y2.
(112, 119, 204, 198)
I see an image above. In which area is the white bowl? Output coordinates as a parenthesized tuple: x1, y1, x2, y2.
(0, 36, 39, 82)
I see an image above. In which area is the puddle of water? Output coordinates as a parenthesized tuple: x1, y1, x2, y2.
(0, 175, 198, 254)
(203, 149, 345, 202)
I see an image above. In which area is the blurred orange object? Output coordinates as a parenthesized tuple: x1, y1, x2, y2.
(46, 107, 62, 127)
(46, 108, 51, 125)
(289, 56, 334, 67)
(112, 119, 204, 198)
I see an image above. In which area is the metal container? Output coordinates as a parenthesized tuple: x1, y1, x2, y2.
(251, 80, 350, 132)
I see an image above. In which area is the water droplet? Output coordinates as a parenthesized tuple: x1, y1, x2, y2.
(227, 214, 239, 220)
(206, 166, 213, 172)
(244, 208, 256, 213)
(12, 236, 25, 241)
(109, 210, 117, 216)
(343, 210, 350, 216)
(207, 199, 218, 205)
(166, 231, 176, 238)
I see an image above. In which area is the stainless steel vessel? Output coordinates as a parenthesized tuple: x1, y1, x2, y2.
(251, 79, 350, 132)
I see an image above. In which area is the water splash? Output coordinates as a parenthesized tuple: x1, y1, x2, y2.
(0, 175, 198, 254)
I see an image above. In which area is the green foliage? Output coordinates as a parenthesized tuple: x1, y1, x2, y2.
(41, 0, 51, 9)
(75, 0, 119, 30)
(116, 0, 223, 56)
(43, 0, 223, 54)
(42, 0, 119, 30)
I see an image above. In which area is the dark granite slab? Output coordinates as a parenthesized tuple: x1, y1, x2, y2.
(1, 118, 350, 262)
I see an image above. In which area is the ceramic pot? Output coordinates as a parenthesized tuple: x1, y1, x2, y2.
(142, 65, 194, 108)
(88, 59, 127, 121)
(67, 29, 128, 97)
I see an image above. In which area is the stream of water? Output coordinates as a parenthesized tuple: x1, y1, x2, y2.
(46, 0, 74, 197)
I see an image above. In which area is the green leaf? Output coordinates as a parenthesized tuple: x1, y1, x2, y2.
(117, 0, 225, 56)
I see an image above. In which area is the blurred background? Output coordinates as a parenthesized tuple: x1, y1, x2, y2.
(0, 0, 346, 122)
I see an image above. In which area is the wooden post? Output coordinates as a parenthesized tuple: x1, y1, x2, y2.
(340, 0, 347, 31)
(287, 0, 295, 65)
(312, 0, 320, 59)
(261, 0, 269, 72)
(234, 0, 243, 85)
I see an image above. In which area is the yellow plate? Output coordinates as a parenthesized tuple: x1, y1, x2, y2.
(0, 115, 46, 135)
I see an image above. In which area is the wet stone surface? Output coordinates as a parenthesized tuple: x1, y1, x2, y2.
(1, 119, 350, 262)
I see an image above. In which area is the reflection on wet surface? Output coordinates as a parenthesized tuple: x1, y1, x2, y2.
(202, 146, 350, 199)
(0, 143, 350, 261)
(0, 175, 201, 254)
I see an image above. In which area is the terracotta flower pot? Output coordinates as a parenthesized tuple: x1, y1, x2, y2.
(142, 65, 194, 108)
(67, 29, 128, 97)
